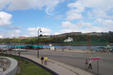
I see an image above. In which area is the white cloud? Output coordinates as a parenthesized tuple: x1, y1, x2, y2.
(66, 0, 113, 20)
(0, 29, 21, 38)
(81, 0, 113, 10)
(95, 18, 113, 32)
(96, 18, 113, 26)
(8, 29, 21, 38)
(62, 21, 74, 28)
(61, 0, 113, 33)
(68, 1, 84, 13)
(88, 9, 113, 19)
(0, 11, 22, 38)
(27, 27, 37, 36)
(0, 11, 12, 26)
(57, 21, 92, 34)
(28, 28, 36, 32)
(55, 29, 74, 35)
(15, 30, 21, 34)
(0, 0, 64, 15)
(0, 35, 3, 38)
(66, 12, 82, 20)
(66, 1, 84, 20)
(62, 21, 92, 29)
(9, 30, 21, 38)
(0, 0, 10, 10)
(41, 27, 51, 35)
(28, 27, 52, 36)
(57, 20, 113, 34)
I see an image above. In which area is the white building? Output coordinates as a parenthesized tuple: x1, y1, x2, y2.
(64, 37, 73, 42)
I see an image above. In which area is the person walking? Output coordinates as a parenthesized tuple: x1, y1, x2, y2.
(88, 60, 92, 70)
(40, 56, 44, 64)
(44, 56, 48, 65)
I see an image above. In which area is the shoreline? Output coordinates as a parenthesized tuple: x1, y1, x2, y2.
(0, 44, 113, 46)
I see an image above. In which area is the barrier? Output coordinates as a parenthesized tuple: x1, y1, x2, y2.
(0, 57, 18, 75)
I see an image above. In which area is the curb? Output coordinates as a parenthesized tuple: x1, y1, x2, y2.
(19, 56, 58, 75)
(20, 54, 93, 75)
(0, 54, 58, 75)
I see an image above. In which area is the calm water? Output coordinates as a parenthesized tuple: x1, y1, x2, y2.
(43, 45, 107, 50)
(0, 44, 111, 50)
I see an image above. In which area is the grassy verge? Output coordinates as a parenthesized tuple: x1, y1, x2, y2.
(0, 54, 52, 75)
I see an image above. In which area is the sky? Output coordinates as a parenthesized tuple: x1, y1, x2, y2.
(0, 0, 113, 38)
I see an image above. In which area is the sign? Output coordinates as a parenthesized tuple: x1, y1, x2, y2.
(89, 57, 101, 75)
(91, 57, 100, 61)
(90, 57, 100, 75)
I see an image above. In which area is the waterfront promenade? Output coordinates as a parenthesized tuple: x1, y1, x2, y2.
(21, 49, 113, 75)
(21, 54, 93, 75)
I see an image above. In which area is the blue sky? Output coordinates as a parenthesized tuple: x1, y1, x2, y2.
(0, 0, 113, 38)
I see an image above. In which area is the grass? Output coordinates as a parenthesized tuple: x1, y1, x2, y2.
(0, 54, 52, 75)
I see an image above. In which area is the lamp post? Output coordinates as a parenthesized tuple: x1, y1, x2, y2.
(37, 28, 42, 58)
(88, 34, 91, 51)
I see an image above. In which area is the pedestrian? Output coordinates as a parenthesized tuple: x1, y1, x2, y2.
(40, 56, 44, 64)
(88, 60, 92, 70)
(44, 56, 48, 65)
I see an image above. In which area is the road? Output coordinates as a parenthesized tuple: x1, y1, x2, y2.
(20, 49, 113, 75)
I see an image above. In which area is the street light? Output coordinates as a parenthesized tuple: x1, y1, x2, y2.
(88, 34, 91, 51)
(37, 28, 42, 58)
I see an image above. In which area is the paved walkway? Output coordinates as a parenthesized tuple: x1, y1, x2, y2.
(21, 54, 93, 75)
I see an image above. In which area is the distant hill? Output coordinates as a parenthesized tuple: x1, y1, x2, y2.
(53, 32, 82, 37)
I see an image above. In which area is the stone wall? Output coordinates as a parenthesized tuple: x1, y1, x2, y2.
(0, 57, 18, 75)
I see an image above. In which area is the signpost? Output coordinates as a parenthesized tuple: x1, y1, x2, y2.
(90, 57, 101, 75)
(91, 57, 100, 61)
(37, 28, 42, 58)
